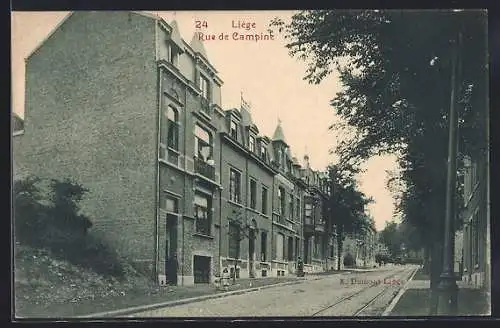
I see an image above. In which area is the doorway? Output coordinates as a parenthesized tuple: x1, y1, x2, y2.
(165, 214, 178, 285)
(248, 229, 255, 278)
(193, 255, 211, 284)
(295, 237, 300, 260)
(288, 237, 294, 261)
(304, 237, 310, 264)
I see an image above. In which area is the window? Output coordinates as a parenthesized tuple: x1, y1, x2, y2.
(276, 233, 284, 261)
(289, 194, 294, 220)
(250, 179, 257, 210)
(229, 168, 241, 203)
(261, 187, 268, 215)
(199, 74, 210, 100)
(278, 187, 286, 219)
(261, 144, 267, 161)
(261, 231, 267, 262)
(167, 106, 179, 150)
(160, 193, 179, 213)
(305, 203, 313, 225)
(194, 193, 211, 235)
(249, 135, 256, 153)
(296, 197, 300, 222)
(160, 104, 179, 164)
(167, 43, 179, 66)
(230, 121, 238, 140)
(228, 223, 240, 259)
(194, 124, 212, 161)
(277, 149, 282, 166)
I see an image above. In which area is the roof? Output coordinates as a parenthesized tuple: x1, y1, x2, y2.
(240, 106, 254, 127)
(272, 121, 287, 144)
(189, 32, 209, 60)
(169, 20, 185, 51)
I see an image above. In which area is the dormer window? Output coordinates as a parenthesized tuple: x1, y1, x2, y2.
(230, 121, 238, 140)
(166, 43, 179, 66)
(199, 74, 210, 100)
(249, 135, 256, 153)
(261, 145, 267, 161)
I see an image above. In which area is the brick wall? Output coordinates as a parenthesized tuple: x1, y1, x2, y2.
(21, 12, 158, 274)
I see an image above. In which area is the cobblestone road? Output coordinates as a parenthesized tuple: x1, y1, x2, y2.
(128, 265, 417, 317)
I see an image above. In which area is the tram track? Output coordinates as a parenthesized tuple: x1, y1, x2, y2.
(311, 266, 416, 317)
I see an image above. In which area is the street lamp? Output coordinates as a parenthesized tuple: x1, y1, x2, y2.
(437, 29, 462, 315)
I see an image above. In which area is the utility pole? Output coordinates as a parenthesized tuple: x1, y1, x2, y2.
(437, 29, 462, 315)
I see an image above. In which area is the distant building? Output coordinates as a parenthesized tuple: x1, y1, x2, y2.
(14, 11, 336, 285)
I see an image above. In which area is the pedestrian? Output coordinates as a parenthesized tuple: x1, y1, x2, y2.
(297, 256, 304, 277)
(222, 268, 230, 291)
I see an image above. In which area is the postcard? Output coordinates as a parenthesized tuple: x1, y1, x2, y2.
(11, 10, 490, 319)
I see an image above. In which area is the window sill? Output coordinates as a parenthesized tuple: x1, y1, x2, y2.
(228, 199, 244, 208)
(193, 232, 214, 240)
(198, 109, 212, 121)
(271, 259, 288, 264)
(168, 147, 180, 154)
(248, 207, 260, 215)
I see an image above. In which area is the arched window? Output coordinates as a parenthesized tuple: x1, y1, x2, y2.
(167, 106, 179, 150)
(160, 104, 180, 164)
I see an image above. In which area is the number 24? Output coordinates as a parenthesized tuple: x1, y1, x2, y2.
(195, 21, 208, 28)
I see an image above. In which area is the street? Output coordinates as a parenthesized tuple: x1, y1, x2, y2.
(126, 265, 417, 317)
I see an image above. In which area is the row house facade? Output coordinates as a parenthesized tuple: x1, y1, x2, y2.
(13, 11, 335, 286)
(458, 72, 489, 293)
(460, 151, 489, 289)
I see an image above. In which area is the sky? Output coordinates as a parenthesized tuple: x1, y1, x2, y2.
(11, 11, 399, 231)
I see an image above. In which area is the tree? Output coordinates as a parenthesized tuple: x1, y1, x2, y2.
(327, 165, 373, 270)
(271, 10, 487, 298)
(380, 221, 402, 258)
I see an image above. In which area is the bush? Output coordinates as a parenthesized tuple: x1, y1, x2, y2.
(343, 253, 355, 267)
(14, 176, 125, 278)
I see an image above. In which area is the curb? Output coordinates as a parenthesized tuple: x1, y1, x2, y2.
(381, 266, 419, 316)
(77, 276, 327, 318)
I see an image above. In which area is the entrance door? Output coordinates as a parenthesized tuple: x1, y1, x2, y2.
(304, 237, 309, 264)
(288, 237, 294, 261)
(193, 255, 211, 283)
(295, 237, 300, 260)
(248, 229, 255, 278)
(165, 214, 178, 285)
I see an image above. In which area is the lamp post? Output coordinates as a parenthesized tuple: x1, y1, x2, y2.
(437, 29, 462, 315)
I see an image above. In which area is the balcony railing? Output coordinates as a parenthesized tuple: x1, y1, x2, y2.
(194, 157, 215, 181)
(200, 97, 211, 117)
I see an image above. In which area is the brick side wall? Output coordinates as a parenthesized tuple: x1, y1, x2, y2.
(21, 12, 158, 274)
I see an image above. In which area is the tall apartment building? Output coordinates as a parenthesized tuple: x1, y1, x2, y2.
(13, 11, 335, 285)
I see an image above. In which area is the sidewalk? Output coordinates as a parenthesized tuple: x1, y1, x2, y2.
(386, 269, 490, 316)
(17, 275, 328, 318)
